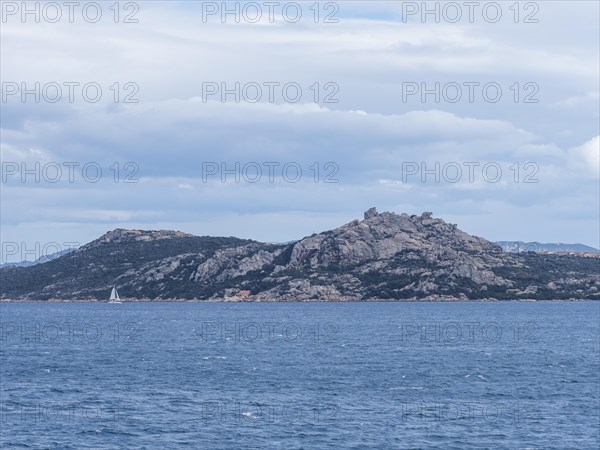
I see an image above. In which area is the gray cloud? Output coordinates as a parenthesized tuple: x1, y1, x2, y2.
(1, 1, 598, 253)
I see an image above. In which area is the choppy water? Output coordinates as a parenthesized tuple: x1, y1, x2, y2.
(1, 301, 598, 449)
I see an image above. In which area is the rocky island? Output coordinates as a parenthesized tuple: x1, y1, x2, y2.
(1, 209, 598, 301)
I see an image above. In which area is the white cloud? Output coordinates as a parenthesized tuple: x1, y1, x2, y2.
(568, 136, 600, 178)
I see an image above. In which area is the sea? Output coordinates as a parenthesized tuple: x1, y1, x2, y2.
(1, 301, 598, 449)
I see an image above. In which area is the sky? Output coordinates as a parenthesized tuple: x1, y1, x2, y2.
(1, 0, 599, 262)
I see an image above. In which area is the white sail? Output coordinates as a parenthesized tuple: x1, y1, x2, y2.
(109, 286, 121, 302)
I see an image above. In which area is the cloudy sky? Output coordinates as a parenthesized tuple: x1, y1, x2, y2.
(1, 0, 599, 261)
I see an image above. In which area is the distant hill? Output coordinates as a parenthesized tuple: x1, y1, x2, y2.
(2, 210, 599, 301)
(495, 241, 600, 254)
(0, 248, 75, 268)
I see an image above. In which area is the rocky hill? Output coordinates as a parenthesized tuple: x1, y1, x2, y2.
(0, 230, 254, 300)
(1, 209, 599, 301)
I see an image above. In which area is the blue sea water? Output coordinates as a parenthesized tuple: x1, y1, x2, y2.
(0, 301, 598, 449)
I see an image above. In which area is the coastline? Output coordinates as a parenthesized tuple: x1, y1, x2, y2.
(0, 298, 595, 303)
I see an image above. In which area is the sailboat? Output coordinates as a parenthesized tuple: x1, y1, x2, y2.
(108, 286, 122, 304)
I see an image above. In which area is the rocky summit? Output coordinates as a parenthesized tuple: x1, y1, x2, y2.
(1, 209, 599, 301)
